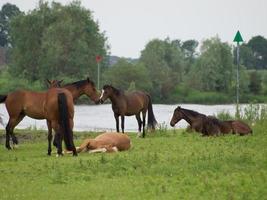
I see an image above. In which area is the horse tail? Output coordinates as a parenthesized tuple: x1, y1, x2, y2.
(0, 95, 7, 103)
(58, 93, 74, 151)
(147, 94, 157, 130)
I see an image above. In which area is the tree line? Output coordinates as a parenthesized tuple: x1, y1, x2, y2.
(0, 1, 267, 104)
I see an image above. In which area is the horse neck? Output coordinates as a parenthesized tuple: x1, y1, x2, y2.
(109, 92, 124, 105)
(63, 85, 82, 100)
(180, 109, 200, 125)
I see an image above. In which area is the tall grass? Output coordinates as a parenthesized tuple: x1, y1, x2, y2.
(217, 104, 267, 135)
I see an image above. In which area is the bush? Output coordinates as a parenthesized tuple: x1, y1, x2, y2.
(171, 85, 232, 104)
(217, 104, 267, 127)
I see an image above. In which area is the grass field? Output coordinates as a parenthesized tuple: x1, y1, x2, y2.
(0, 127, 266, 200)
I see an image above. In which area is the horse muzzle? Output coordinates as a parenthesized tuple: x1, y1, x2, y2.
(95, 99, 103, 104)
(170, 121, 175, 127)
(98, 98, 104, 104)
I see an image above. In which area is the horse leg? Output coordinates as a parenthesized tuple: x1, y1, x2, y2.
(5, 114, 25, 149)
(46, 120, 53, 155)
(141, 111, 147, 138)
(121, 115, 125, 133)
(56, 131, 63, 156)
(69, 118, 77, 156)
(51, 121, 63, 156)
(135, 113, 142, 137)
(89, 148, 107, 153)
(5, 123, 11, 150)
(114, 114, 119, 132)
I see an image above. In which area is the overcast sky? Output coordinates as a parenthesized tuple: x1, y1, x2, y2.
(1, 0, 267, 58)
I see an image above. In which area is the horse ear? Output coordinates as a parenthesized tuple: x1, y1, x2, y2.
(46, 79, 51, 84)
(59, 80, 63, 84)
(177, 106, 181, 109)
(87, 77, 90, 82)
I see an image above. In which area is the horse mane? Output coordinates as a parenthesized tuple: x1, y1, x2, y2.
(103, 85, 123, 96)
(64, 78, 95, 89)
(207, 115, 222, 126)
(179, 107, 206, 118)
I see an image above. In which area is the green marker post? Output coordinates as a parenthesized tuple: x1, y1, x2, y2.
(233, 31, 243, 116)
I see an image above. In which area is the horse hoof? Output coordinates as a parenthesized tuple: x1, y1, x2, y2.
(136, 132, 142, 138)
(6, 145, 12, 150)
(112, 147, 118, 152)
(13, 144, 19, 149)
(56, 154, 63, 157)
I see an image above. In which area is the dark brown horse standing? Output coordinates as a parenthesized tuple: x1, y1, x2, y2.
(0, 88, 77, 156)
(170, 106, 252, 136)
(46, 78, 99, 147)
(98, 85, 157, 137)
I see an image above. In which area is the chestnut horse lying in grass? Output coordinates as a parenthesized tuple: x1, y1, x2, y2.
(170, 106, 252, 136)
(69, 132, 131, 153)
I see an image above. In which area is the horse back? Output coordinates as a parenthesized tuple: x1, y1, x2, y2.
(94, 132, 131, 151)
(45, 88, 74, 119)
(5, 90, 47, 119)
(230, 120, 252, 135)
(124, 91, 149, 115)
(6, 90, 45, 104)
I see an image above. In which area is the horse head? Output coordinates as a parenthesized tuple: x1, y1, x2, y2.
(99, 85, 119, 104)
(83, 77, 99, 104)
(170, 106, 183, 127)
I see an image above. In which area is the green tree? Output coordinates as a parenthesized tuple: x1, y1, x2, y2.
(0, 3, 21, 47)
(187, 37, 234, 92)
(248, 71, 262, 94)
(102, 59, 152, 92)
(239, 44, 256, 69)
(262, 72, 267, 95)
(9, 1, 107, 81)
(181, 39, 198, 73)
(181, 39, 198, 59)
(247, 36, 267, 69)
(140, 38, 185, 100)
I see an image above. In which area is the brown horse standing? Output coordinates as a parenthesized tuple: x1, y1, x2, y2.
(170, 106, 252, 136)
(0, 88, 77, 156)
(98, 85, 157, 138)
(46, 78, 99, 146)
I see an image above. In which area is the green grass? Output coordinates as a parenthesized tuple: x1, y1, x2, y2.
(0, 128, 266, 200)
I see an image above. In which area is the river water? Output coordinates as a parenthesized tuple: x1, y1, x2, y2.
(0, 104, 245, 132)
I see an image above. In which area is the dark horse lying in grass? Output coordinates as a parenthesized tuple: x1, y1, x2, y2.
(0, 87, 77, 156)
(170, 106, 252, 136)
(98, 85, 157, 138)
